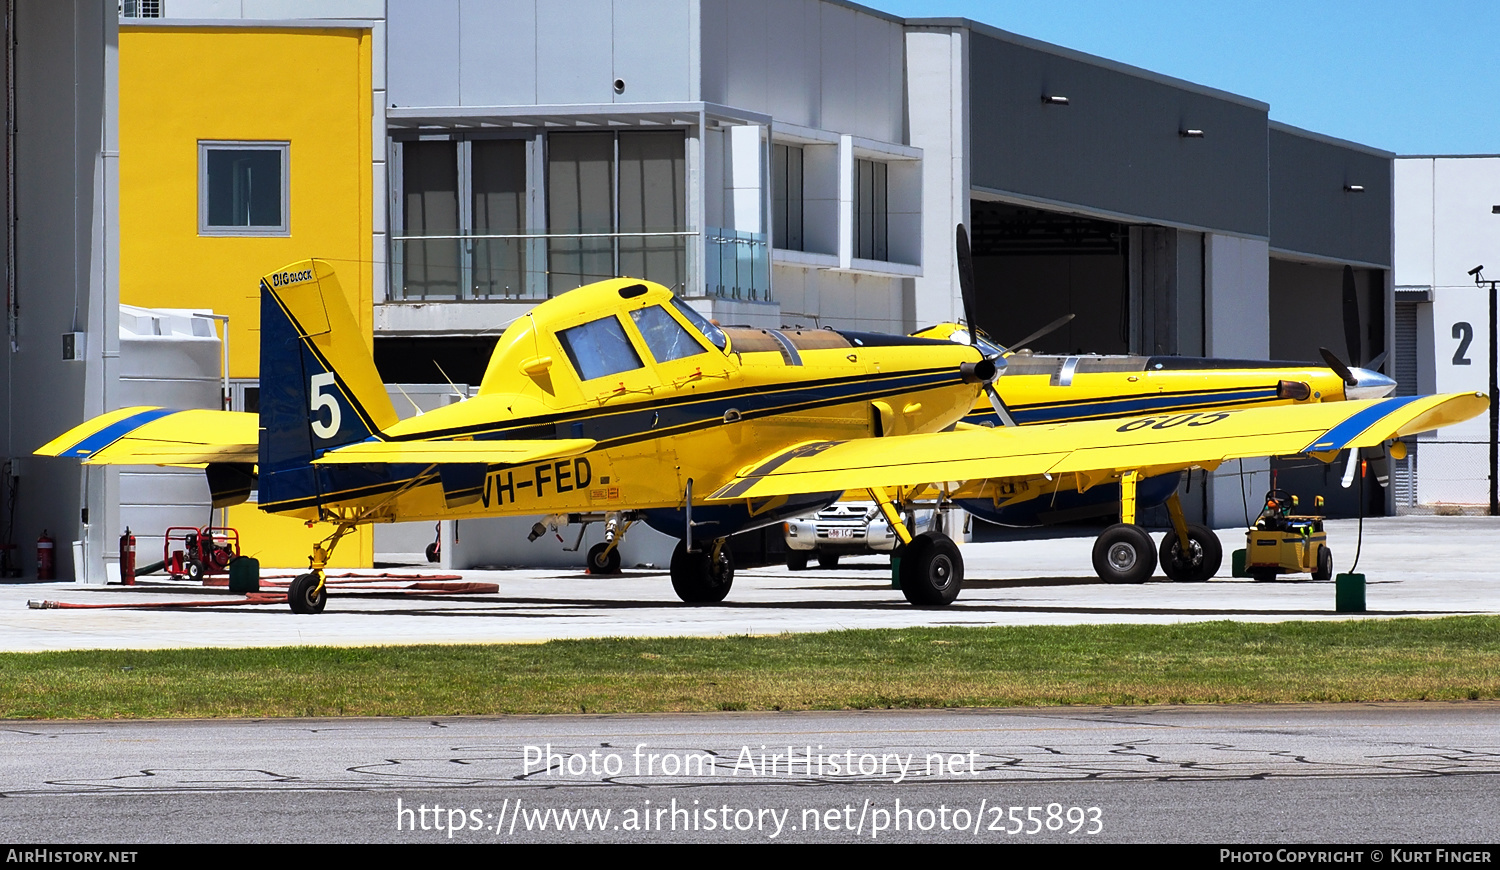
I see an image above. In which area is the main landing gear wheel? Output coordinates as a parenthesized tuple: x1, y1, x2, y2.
(1158, 523, 1223, 583)
(786, 552, 809, 571)
(898, 532, 963, 606)
(1312, 546, 1334, 583)
(1092, 523, 1157, 584)
(587, 542, 622, 575)
(670, 539, 734, 604)
(287, 572, 327, 614)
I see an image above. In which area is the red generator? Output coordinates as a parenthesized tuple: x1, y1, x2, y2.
(163, 526, 240, 582)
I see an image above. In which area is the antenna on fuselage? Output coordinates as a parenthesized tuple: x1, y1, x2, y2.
(433, 361, 467, 403)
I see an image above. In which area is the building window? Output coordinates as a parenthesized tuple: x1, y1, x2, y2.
(854, 158, 887, 261)
(199, 142, 289, 236)
(547, 130, 686, 296)
(395, 137, 529, 300)
(772, 143, 803, 251)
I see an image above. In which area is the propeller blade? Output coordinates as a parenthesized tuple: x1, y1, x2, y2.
(1341, 265, 1361, 364)
(1364, 445, 1390, 489)
(956, 224, 980, 334)
(983, 383, 1018, 427)
(1364, 351, 1388, 372)
(1319, 346, 1358, 388)
(1009, 312, 1075, 351)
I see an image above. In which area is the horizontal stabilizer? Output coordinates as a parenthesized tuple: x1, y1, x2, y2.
(34, 407, 258, 467)
(311, 437, 596, 466)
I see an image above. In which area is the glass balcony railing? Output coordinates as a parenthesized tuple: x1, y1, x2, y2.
(705, 227, 770, 302)
(389, 228, 770, 303)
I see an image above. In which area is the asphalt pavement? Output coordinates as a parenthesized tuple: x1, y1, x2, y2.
(1, 515, 1496, 652)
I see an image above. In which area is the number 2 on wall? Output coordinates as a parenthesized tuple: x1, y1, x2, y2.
(1453, 322, 1474, 366)
(310, 371, 342, 439)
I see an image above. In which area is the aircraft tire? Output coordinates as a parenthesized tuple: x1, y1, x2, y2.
(1312, 546, 1333, 583)
(670, 540, 733, 604)
(587, 542, 622, 575)
(287, 572, 326, 614)
(1158, 523, 1222, 583)
(817, 554, 840, 569)
(786, 553, 809, 571)
(1092, 523, 1156, 584)
(898, 532, 963, 606)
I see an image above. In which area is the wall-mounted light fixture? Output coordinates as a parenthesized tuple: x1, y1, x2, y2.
(1491, 205, 1500, 214)
(1041, 95, 1069, 105)
(1344, 184, 1365, 193)
(1179, 128, 1205, 138)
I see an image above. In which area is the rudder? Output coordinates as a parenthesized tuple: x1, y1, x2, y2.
(258, 260, 397, 511)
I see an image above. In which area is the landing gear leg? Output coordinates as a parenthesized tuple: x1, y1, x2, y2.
(1158, 492, 1222, 583)
(288, 523, 356, 614)
(586, 514, 631, 575)
(1091, 470, 1157, 583)
(670, 537, 734, 603)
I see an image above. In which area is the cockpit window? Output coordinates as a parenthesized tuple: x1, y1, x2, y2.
(630, 305, 707, 363)
(669, 297, 727, 352)
(951, 327, 1008, 359)
(558, 315, 644, 381)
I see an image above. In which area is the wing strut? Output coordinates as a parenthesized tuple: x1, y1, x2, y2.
(866, 487, 913, 546)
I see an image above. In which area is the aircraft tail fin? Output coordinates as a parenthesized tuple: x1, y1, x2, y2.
(258, 260, 398, 511)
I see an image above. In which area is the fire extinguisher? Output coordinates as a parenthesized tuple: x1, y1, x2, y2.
(119, 527, 136, 586)
(36, 530, 55, 581)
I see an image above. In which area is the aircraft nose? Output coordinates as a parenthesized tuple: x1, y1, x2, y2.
(1345, 368, 1397, 400)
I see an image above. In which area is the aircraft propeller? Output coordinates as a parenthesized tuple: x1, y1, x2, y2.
(955, 224, 1017, 426)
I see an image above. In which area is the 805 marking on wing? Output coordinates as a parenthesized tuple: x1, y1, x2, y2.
(1115, 411, 1229, 433)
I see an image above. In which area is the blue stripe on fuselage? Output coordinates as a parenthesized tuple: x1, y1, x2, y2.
(57, 408, 177, 458)
(1301, 396, 1423, 453)
(971, 387, 1279, 426)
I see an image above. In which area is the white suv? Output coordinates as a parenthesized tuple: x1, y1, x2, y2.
(783, 502, 939, 569)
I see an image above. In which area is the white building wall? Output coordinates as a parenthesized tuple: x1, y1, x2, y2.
(905, 27, 967, 329)
(1395, 156, 1500, 507)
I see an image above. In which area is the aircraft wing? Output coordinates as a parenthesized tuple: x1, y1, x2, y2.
(34, 407, 258, 466)
(311, 438, 596, 465)
(708, 393, 1487, 500)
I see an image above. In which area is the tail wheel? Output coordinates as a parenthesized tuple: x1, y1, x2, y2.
(1312, 546, 1334, 582)
(424, 541, 441, 564)
(287, 572, 327, 614)
(898, 532, 963, 606)
(587, 542, 622, 575)
(1158, 523, 1223, 583)
(1092, 523, 1156, 584)
(669, 540, 734, 604)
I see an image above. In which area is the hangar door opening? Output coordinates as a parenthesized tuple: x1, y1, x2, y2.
(1267, 259, 1387, 518)
(967, 201, 1129, 354)
(968, 201, 1206, 357)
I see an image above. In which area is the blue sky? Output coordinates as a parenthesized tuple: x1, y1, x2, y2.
(877, 0, 1498, 156)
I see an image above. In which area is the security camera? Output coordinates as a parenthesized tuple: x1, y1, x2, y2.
(1469, 265, 1485, 276)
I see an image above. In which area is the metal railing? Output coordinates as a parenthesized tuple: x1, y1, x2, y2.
(390, 228, 771, 303)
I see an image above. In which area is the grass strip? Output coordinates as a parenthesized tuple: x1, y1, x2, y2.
(2, 616, 1498, 720)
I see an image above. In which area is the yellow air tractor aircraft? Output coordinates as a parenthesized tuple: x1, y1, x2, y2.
(38, 259, 1485, 611)
(889, 226, 1400, 584)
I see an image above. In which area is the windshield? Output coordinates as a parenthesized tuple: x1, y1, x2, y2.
(669, 297, 727, 352)
(950, 327, 1008, 359)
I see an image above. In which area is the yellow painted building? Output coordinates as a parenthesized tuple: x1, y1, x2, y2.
(119, 23, 375, 567)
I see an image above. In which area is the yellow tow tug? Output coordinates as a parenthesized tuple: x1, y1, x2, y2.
(1242, 490, 1333, 582)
